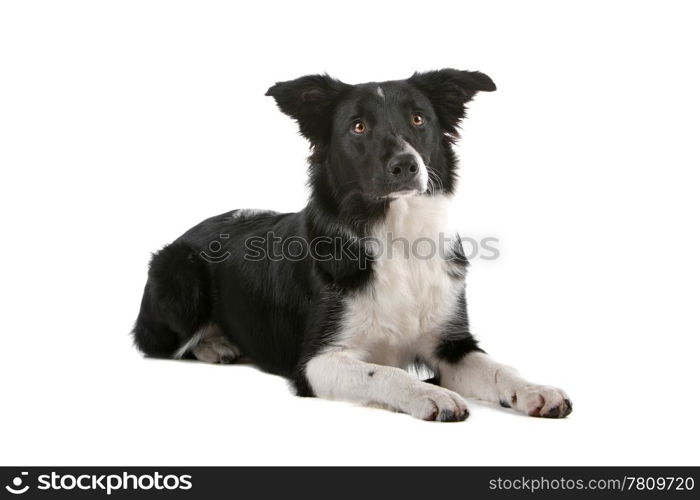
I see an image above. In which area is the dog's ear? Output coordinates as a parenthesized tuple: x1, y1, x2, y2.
(408, 69, 496, 135)
(266, 74, 351, 143)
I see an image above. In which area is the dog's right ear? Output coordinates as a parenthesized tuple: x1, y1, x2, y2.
(266, 74, 350, 144)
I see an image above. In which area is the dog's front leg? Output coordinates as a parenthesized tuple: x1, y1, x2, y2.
(306, 350, 469, 421)
(439, 351, 572, 418)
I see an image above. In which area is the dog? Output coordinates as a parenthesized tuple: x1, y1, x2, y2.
(133, 69, 572, 421)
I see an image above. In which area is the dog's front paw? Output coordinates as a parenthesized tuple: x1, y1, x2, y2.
(512, 385, 572, 418)
(404, 386, 469, 422)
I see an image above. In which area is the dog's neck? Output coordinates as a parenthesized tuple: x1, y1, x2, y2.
(377, 194, 455, 241)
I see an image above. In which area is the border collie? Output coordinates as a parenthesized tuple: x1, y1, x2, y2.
(133, 69, 572, 421)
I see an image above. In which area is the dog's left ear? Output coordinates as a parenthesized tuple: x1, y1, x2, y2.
(408, 69, 496, 135)
(266, 74, 351, 144)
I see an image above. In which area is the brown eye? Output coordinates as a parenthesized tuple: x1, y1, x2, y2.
(351, 120, 366, 134)
(411, 113, 425, 126)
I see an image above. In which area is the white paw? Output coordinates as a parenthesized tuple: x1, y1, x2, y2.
(402, 385, 469, 422)
(505, 384, 572, 418)
(192, 336, 242, 364)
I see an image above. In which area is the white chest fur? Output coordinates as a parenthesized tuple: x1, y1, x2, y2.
(337, 194, 464, 368)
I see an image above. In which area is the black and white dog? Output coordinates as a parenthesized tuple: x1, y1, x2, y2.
(133, 69, 572, 421)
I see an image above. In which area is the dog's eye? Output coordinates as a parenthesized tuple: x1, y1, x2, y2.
(351, 120, 367, 135)
(411, 113, 425, 127)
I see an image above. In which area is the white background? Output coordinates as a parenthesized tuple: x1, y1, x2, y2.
(1, 0, 699, 466)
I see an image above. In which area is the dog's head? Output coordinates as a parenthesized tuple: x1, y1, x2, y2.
(266, 69, 495, 203)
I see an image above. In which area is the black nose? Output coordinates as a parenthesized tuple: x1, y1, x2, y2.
(388, 153, 419, 179)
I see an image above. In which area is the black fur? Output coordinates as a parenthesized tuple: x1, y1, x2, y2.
(132, 69, 496, 395)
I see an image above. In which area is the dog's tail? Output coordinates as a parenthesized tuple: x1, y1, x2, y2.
(132, 242, 212, 358)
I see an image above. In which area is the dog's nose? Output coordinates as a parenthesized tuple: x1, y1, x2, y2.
(388, 153, 419, 179)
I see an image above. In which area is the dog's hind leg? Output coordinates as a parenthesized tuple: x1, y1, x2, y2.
(132, 242, 215, 360)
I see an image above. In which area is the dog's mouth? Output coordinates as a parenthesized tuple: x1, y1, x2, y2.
(376, 188, 425, 200)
